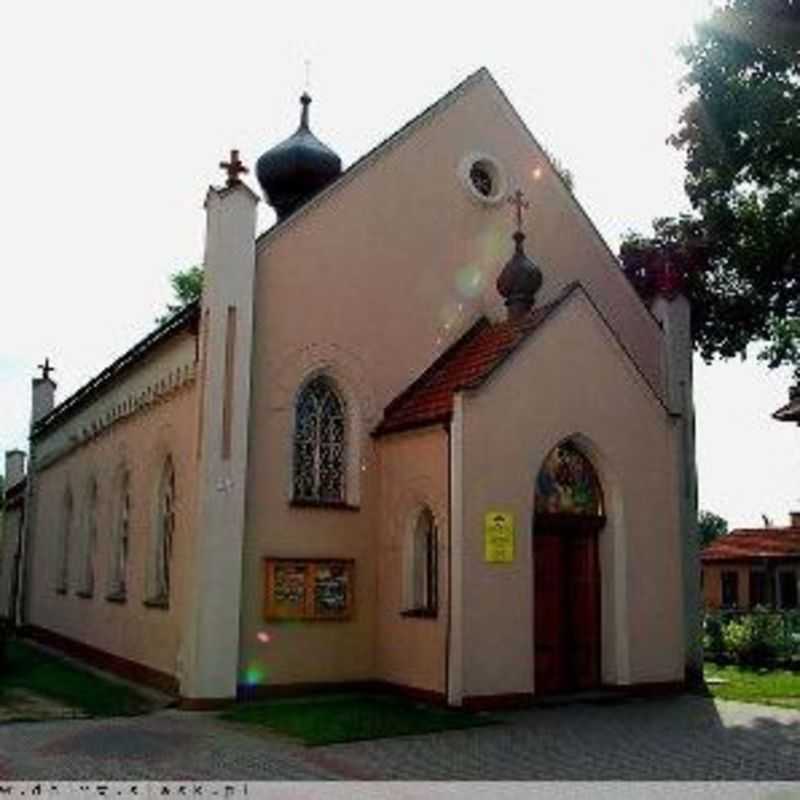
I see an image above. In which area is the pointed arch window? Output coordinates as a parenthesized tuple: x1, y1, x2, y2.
(147, 457, 175, 608)
(56, 489, 73, 593)
(293, 376, 346, 504)
(77, 480, 98, 597)
(107, 470, 131, 601)
(402, 507, 438, 617)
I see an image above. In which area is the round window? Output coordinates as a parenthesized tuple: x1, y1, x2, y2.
(459, 153, 506, 205)
(469, 162, 493, 197)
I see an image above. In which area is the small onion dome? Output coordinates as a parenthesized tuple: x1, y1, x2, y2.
(496, 231, 543, 319)
(256, 93, 342, 220)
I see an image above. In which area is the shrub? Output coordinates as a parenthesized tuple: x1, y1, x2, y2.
(703, 613, 725, 656)
(721, 611, 783, 666)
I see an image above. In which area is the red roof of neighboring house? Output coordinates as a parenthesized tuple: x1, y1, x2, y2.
(374, 283, 579, 436)
(701, 528, 800, 562)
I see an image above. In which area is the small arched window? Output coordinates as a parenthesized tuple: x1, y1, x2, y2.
(403, 507, 438, 617)
(293, 376, 346, 503)
(78, 480, 98, 597)
(57, 488, 73, 593)
(108, 470, 130, 601)
(149, 457, 175, 607)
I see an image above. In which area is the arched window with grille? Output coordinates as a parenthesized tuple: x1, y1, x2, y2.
(402, 507, 438, 617)
(56, 488, 73, 593)
(148, 457, 175, 607)
(108, 470, 130, 601)
(292, 376, 346, 503)
(78, 479, 98, 597)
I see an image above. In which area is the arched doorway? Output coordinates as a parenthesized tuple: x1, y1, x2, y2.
(534, 441, 605, 695)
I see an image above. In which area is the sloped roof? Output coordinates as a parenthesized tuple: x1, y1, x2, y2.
(374, 283, 579, 436)
(701, 528, 800, 562)
(32, 301, 200, 439)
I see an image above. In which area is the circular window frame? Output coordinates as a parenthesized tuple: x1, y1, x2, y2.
(458, 152, 507, 206)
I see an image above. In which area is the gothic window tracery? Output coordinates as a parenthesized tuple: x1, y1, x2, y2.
(293, 377, 346, 503)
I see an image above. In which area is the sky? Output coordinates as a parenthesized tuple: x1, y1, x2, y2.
(1, 0, 797, 528)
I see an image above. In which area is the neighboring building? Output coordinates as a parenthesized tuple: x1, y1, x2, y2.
(9, 67, 697, 707)
(701, 515, 800, 611)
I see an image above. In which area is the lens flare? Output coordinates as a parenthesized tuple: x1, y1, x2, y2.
(455, 265, 484, 298)
(243, 661, 267, 686)
(257, 631, 271, 644)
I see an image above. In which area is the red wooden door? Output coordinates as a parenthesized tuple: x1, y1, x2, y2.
(568, 533, 601, 690)
(534, 534, 566, 694)
(534, 526, 601, 695)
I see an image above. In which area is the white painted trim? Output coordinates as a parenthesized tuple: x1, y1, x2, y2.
(447, 394, 465, 706)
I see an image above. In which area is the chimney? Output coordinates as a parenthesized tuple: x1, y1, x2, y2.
(31, 376, 56, 426)
(790, 512, 800, 529)
(4, 450, 26, 489)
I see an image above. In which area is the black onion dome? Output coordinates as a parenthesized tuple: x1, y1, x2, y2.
(496, 231, 543, 318)
(256, 93, 342, 220)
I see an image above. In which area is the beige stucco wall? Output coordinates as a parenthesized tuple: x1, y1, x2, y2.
(375, 428, 449, 694)
(25, 333, 198, 682)
(455, 291, 684, 699)
(243, 72, 668, 688)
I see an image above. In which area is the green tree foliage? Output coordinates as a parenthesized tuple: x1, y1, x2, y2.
(158, 265, 203, 324)
(620, 0, 800, 378)
(698, 509, 729, 548)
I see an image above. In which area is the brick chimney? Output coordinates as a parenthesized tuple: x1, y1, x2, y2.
(31, 376, 56, 426)
(4, 450, 26, 488)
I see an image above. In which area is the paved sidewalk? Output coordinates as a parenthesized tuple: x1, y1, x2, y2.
(0, 694, 798, 780)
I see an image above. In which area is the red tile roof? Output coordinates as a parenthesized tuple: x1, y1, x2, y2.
(701, 528, 800, 562)
(374, 283, 579, 436)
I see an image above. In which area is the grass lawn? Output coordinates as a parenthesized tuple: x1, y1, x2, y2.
(222, 693, 495, 746)
(1, 638, 154, 718)
(704, 662, 800, 710)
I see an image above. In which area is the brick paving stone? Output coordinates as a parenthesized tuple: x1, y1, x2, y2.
(0, 695, 797, 780)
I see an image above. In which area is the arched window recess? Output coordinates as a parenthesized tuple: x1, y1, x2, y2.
(535, 441, 605, 533)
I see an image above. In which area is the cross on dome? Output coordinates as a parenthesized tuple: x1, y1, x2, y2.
(508, 189, 530, 233)
(219, 149, 248, 188)
(37, 357, 55, 381)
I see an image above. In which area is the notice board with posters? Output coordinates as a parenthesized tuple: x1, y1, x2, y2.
(263, 558, 354, 621)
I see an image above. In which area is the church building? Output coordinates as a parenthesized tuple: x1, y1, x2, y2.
(4, 67, 698, 707)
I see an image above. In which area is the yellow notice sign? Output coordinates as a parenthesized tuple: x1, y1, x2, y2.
(484, 511, 515, 563)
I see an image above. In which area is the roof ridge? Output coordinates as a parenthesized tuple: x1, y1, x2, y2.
(256, 67, 492, 250)
(32, 301, 200, 438)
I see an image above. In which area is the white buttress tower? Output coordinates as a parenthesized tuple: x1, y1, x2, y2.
(181, 163, 258, 702)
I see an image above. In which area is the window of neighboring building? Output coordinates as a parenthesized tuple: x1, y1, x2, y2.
(721, 571, 739, 608)
(78, 480, 98, 597)
(56, 488, 73, 593)
(107, 471, 130, 601)
(147, 457, 175, 608)
(402, 507, 438, 617)
(749, 570, 768, 608)
(292, 376, 346, 504)
(778, 570, 798, 610)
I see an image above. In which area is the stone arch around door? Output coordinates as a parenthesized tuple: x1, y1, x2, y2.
(533, 438, 607, 695)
